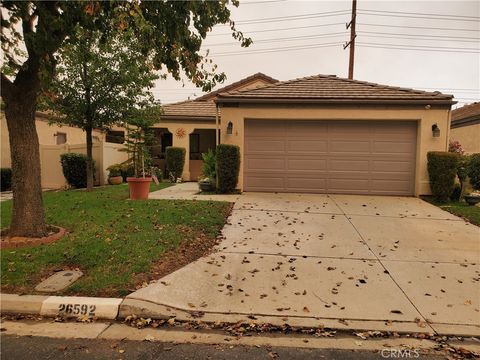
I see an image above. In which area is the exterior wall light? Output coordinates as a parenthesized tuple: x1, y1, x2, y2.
(227, 121, 233, 134)
(432, 123, 440, 137)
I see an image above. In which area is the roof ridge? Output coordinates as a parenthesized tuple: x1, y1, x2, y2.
(223, 74, 335, 95)
(195, 72, 278, 100)
(325, 75, 450, 97)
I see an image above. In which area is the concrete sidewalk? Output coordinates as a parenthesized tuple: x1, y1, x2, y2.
(149, 182, 240, 202)
(124, 193, 480, 337)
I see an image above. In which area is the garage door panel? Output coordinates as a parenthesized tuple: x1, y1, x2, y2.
(246, 139, 285, 153)
(372, 160, 413, 172)
(329, 159, 370, 171)
(287, 139, 328, 153)
(245, 121, 286, 136)
(244, 120, 416, 195)
(246, 157, 285, 170)
(245, 175, 285, 190)
(287, 158, 327, 170)
(328, 179, 370, 193)
(329, 140, 371, 153)
(285, 177, 327, 192)
(373, 141, 415, 154)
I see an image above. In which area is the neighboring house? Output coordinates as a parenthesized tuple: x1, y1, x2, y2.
(1, 111, 105, 168)
(450, 102, 480, 154)
(153, 73, 454, 196)
(1, 111, 127, 188)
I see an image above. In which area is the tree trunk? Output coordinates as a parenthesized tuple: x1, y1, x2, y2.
(4, 94, 47, 237)
(85, 125, 94, 191)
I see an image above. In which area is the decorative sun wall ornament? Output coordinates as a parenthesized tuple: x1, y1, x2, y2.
(175, 128, 187, 139)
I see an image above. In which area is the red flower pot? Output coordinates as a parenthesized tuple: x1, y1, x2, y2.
(127, 177, 151, 200)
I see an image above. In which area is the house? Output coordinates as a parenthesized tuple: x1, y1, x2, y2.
(153, 73, 454, 196)
(151, 73, 278, 180)
(450, 102, 480, 154)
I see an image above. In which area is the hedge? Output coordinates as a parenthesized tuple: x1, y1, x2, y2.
(165, 147, 185, 181)
(216, 144, 240, 193)
(467, 153, 480, 190)
(427, 151, 459, 202)
(1, 168, 12, 192)
(60, 153, 95, 188)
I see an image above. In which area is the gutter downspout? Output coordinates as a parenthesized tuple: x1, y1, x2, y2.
(445, 108, 451, 151)
(215, 103, 220, 146)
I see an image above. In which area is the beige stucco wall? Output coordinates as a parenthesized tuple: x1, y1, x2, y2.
(219, 104, 451, 196)
(1, 112, 104, 168)
(450, 124, 480, 154)
(152, 121, 216, 180)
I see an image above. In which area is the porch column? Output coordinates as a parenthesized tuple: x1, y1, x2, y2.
(168, 126, 190, 181)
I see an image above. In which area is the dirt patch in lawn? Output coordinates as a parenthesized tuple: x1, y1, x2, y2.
(101, 203, 234, 297)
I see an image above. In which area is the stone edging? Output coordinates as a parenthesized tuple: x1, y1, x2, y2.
(0, 226, 66, 249)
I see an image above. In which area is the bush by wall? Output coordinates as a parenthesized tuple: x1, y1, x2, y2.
(216, 144, 240, 193)
(165, 147, 185, 181)
(1, 168, 12, 192)
(201, 149, 216, 184)
(467, 153, 480, 190)
(427, 151, 459, 202)
(60, 153, 94, 188)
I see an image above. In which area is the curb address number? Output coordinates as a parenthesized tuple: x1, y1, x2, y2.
(58, 303, 96, 316)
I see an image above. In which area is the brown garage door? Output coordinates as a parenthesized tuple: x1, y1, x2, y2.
(244, 120, 417, 195)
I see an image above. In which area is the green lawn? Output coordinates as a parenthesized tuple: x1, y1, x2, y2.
(1, 183, 231, 297)
(423, 197, 480, 226)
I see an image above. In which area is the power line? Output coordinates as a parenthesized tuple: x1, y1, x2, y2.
(358, 30, 479, 41)
(358, 8, 480, 20)
(358, 22, 479, 32)
(211, 42, 344, 57)
(358, 43, 480, 54)
(359, 33, 479, 43)
(358, 10, 479, 22)
(205, 32, 348, 47)
(223, 10, 350, 26)
(209, 22, 345, 37)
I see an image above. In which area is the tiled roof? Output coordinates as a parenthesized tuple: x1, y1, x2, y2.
(216, 74, 455, 105)
(161, 100, 216, 120)
(196, 72, 278, 101)
(452, 102, 480, 121)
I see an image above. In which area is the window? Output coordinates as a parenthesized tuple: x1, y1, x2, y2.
(106, 130, 125, 144)
(56, 132, 67, 145)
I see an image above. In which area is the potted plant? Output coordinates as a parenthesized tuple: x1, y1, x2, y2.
(464, 192, 480, 206)
(123, 106, 160, 200)
(198, 149, 216, 192)
(106, 164, 124, 185)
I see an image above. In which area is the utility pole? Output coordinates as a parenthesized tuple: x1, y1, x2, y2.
(344, 0, 357, 79)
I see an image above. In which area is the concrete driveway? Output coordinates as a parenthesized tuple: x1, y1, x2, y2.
(124, 192, 480, 336)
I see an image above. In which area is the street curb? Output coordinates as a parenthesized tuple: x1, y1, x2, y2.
(1, 293, 122, 320)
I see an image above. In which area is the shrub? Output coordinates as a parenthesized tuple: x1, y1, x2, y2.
(216, 144, 240, 193)
(427, 151, 459, 202)
(106, 164, 123, 177)
(201, 149, 216, 184)
(165, 147, 185, 181)
(60, 153, 89, 188)
(1, 168, 12, 192)
(467, 153, 480, 190)
(151, 166, 163, 182)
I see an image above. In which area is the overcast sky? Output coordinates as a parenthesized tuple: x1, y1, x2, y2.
(153, 0, 479, 109)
